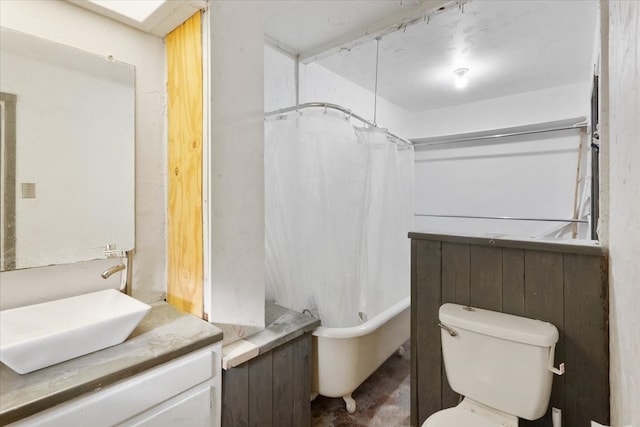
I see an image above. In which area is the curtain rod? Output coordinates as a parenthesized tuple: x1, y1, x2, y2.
(415, 213, 588, 224)
(264, 102, 412, 145)
(411, 117, 588, 147)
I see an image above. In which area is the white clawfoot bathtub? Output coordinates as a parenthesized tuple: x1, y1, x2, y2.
(311, 296, 410, 413)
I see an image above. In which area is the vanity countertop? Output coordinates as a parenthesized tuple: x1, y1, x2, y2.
(0, 301, 223, 425)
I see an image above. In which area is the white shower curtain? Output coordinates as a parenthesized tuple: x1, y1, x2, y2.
(265, 112, 414, 328)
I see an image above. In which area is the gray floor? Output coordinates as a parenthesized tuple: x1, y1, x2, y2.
(311, 342, 411, 427)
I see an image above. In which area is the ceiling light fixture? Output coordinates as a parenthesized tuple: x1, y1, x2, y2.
(454, 67, 470, 89)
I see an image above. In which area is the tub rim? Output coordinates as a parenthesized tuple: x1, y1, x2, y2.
(312, 296, 410, 339)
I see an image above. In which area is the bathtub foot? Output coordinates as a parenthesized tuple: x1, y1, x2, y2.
(343, 394, 357, 414)
(396, 345, 406, 357)
(310, 392, 319, 402)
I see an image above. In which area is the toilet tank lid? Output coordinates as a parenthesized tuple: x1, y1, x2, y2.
(439, 303, 559, 347)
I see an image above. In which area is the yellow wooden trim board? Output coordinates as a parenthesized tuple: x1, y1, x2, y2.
(166, 12, 204, 317)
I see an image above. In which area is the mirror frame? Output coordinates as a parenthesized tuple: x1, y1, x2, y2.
(0, 92, 17, 271)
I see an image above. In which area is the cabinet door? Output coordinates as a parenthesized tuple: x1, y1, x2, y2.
(9, 345, 220, 427)
(127, 383, 212, 427)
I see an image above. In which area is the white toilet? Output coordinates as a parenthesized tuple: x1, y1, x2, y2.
(424, 303, 564, 427)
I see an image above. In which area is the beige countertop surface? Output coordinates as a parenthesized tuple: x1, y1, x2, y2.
(0, 301, 223, 426)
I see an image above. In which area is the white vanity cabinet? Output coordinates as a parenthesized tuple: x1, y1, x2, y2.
(9, 343, 222, 427)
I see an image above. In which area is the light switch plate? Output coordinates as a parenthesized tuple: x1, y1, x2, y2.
(21, 183, 36, 198)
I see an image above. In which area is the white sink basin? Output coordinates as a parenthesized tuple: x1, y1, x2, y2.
(0, 289, 151, 374)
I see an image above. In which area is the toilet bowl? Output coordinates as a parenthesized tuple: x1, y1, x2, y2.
(422, 303, 563, 427)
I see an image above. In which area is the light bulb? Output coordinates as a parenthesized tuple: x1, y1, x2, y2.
(454, 68, 469, 90)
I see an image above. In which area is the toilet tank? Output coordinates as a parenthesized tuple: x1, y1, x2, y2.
(439, 303, 559, 421)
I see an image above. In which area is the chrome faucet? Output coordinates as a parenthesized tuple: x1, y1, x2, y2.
(101, 264, 126, 279)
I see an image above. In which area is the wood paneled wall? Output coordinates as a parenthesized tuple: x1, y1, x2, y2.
(222, 334, 312, 427)
(410, 233, 609, 427)
(166, 12, 204, 316)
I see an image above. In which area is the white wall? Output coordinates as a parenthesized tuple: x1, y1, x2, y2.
(414, 129, 584, 238)
(0, 0, 166, 305)
(410, 83, 591, 239)
(407, 82, 591, 139)
(606, 1, 640, 424)
(207, 2, 265, 329)
(263, 45, 296, 113)
(264, 44, 413, 138)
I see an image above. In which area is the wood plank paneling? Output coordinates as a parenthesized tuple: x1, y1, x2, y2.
(441, 242, 468, 407)
(563, 254, 609, 426)
(223, 334, 312, 427)
(412, 235, 609, 427)
(502, 248, 525, 316)
(410, 240, 418, 427)
(523, 250, 564, 321)
(469, 245, 502, 311)
(414, 240, 442, 426)
(524, 249, 565, 421)
(292, 336, 311, 425)
(166, 12, 204, 316)
(248, 352, 272, 427)
(222, 363, 249, 427)
(442, 243, 470, 306)
(441, 244, 457, 306)
(272, 344, 294, 427)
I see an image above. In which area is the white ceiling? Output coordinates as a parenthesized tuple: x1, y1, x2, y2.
(263, 0, 440, 57)
(69, 0, 206, 37)
(70, 0, 599, 113)
(264, 0, 599, 112)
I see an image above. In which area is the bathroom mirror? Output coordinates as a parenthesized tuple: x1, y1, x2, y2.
(0, 27, 135, 271)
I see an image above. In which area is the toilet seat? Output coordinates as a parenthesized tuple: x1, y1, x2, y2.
(422, 398, 518, 427)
